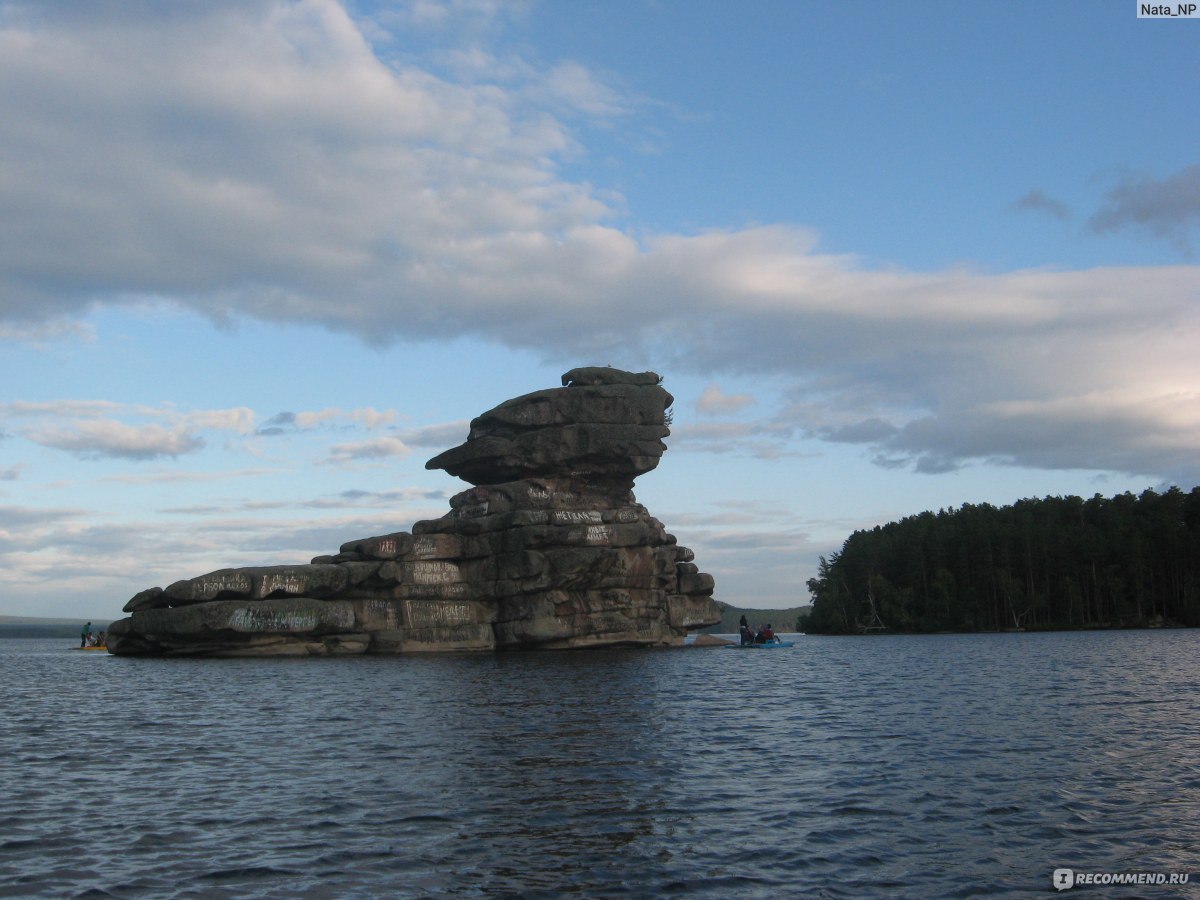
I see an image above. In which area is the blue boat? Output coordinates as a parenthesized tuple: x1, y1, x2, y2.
(725, 639, 795, 649)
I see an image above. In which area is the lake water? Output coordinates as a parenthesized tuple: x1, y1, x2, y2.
(1, 630, 1198, 897)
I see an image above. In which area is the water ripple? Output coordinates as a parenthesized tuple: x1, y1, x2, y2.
(2, 631, 1200, 896)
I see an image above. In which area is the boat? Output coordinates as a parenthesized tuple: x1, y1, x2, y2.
(76, 645, 107, 651)
(724, 639, 795, 649)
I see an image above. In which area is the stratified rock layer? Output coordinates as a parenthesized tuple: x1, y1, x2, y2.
(107, 369, 720, 656)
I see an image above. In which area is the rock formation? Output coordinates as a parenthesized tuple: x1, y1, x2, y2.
(106, 367, 720, 656)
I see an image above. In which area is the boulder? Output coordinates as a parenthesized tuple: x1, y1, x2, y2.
(122, 586, 166, 613)
(107, 368, 720, 656)
(561, 367, 663, 386)
(425, 376, 674, 489)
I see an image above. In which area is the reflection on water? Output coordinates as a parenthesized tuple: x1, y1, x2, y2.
(1, 630, 1198, 897)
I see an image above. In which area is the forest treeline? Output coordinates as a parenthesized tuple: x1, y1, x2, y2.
(804, 487, 1200, 634)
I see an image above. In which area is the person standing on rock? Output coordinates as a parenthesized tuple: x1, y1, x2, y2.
(80, 622, 91, 648)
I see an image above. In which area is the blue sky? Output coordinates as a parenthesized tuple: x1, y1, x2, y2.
(1, 0, 1198, 619)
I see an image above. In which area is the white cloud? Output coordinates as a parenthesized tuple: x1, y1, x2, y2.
(397, 420, 470, 448)
(346, 407, 395, 429)
(5, 400, 122, 418)
(696, 384, 756, 416)
(160, 486, 446, 516)
(0, 504, 449, 616)
(668, 420, 808, 461)
(0, 319, 95, 343)
(642, 504, 828, 608)
(294, 409, 348, 429)
(184, 407, 257, 435)
(102, 467, 285, 485)
(325, 435, 411, 463)
(0, 2, 1197, 487)
(0, 504, 81, 530)
(294, 407, 396, 429)
(27, 420, 206, 460)
(535, 61, 634, 118)
(365, 0, 530, 33)
(5, 402, 263, 460)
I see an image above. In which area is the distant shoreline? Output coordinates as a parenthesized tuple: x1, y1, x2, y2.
(1, 618, 113, 641)
(0, 615, 112, 626)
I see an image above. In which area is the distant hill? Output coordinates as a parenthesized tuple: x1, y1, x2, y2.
(0, 616, 112, 640)
(0, 615, 111, 625)
(699, 602, 811, 634)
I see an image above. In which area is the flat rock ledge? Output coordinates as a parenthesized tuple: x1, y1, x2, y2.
(690, 634, 735, 647)
(107, 368, 721, 656)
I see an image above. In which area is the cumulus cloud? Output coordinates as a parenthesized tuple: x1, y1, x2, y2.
(28, 420, 206, 460)
(535, 61, 635, 118)
(397, 421, 471, 448)
(0, 504, 83, 530)
(0, 319, 95, 343)
(1090, 164, 1200, 251)
(259, 407, 396, 434)
(5, 400, 254, 430)
(668, 420, 810, 461)
(5, 400, 122, 418)
(888, 388, 1200, 477)
(184, 407, 257, 435)
(0, 0, 610, 330)
(644, 503, 827, 607)
(0, 2, 1197, 485)
(103, 467, 284, 485)
(325, 435, 411, 464)
(295, 407, 395, 429)
(294, 409, 352, 429)
(696, 384, 756, 416)
(0, 505, 84, 559)
(160, 486, 444, 515)
(5, 401, 266, 460)
(0, 504, 449, 615)
(365, 0, 531, 34)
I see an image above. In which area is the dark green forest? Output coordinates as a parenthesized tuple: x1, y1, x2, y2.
(804, 487, 1200, 634)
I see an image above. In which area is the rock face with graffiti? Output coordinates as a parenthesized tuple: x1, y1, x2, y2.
(107, 368, 721, 656)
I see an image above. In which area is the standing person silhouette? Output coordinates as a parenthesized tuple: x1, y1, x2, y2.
(80, 622, 91, 648)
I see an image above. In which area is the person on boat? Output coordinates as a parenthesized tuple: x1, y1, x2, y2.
(739, 623, 753, 645)
(81, 622, 91, 648)
(762, 624, 776, 643)
(753, 624, 766, 644)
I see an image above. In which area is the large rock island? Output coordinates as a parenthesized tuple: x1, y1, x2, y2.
(106, 368, 720, 655)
